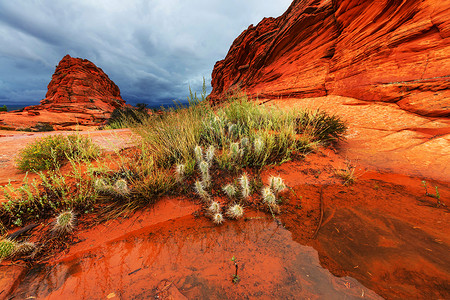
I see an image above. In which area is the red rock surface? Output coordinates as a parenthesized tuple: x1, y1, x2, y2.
(0, 55, 125, 130)
(210, 0, 450, 117)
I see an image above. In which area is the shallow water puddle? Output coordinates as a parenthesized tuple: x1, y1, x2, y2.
(11, 212, 381, 299)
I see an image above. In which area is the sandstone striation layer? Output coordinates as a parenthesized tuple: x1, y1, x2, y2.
(0, 55, 125, 130)
(210, 0, 450, 117)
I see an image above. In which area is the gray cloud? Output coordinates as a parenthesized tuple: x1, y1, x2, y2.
(0, 0, 291, 107)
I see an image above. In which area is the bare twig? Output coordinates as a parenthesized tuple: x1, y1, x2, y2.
(312, 187, 324, 239)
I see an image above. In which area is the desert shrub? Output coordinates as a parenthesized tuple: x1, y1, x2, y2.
(104, 103, 150, 129)
(33, 122, 54, 132)
(0, 105, 7, 112)
(294, 110, 347, 144)
(16, 134, 100, 172)
(0, 167, 99, 227)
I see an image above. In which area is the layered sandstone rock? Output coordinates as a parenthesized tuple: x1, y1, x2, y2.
(210, 0, 450, 117)
(0, 55, 125, 130)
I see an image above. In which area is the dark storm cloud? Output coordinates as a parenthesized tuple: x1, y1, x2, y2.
(0, 0, 292, 107)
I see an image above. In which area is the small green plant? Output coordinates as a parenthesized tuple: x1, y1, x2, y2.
(0, 105, 7, 112)
(231, 256, 240, 283)
(422, 181, 443, 207)
(335, 162, 357, 186)
(52, 210, 76, 235)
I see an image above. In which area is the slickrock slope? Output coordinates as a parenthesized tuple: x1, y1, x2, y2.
(0, 55, 125, 130)
(210, 0, 450, 117)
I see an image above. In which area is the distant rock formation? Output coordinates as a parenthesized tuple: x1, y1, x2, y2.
(210, 0, 450, 117)
(0, 55, 126, 130)
(40, 55, 124, 110)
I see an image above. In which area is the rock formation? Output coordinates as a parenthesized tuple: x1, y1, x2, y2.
(0, 55, 125, 130)
(210, 0, 450, 117)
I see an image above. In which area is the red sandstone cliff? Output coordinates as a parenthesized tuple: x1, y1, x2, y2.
(0, 55, 125, 130)
(210, 0, 450, 117)
(40, 55, 124, 111)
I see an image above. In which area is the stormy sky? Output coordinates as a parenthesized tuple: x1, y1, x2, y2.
(0, 0, 291, 107)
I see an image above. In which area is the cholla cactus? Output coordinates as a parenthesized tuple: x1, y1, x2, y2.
(222, 183, 237, 199)
(206, 145, 215, 163)
(0, 239, 17, 261)
(194, 145, 203, 163)
(269, 176, 287, 194)
(194, 180, 210, 202)
(52, 210, 76, 235)
(228, 123, 238, 139)
(114, 179, 130, 196)
(175, 164, 186, 182)
(199, 160, 211, 187)
(15, 242, 36, 256)
(226, 204, 244, 219)
(94, 178, 111, 193)
(241, 137, 250, 151)
(261, 186, 276, 205)
(208, 201, 221, 214)
(239, 173, 251, 199)
(212, 212, 224, 225)
(254, 137, 264, 155)
(230, 142, 242, 160)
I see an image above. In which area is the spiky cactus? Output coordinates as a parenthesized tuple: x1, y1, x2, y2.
(269, 176, 287, 194)
(228, 123, 238, 139)
(212, 212, 224, 225)
(175, 164, 186, 183)
(241, 137, 250, 151)
(206, 145, 215, 163)
(222, 183, 237, 199)
(230, 142, 242, 160)
(0, 239, 17, 261)
(261, 186, 276, 205)
(52, 210, 76, 235)
(226, 204, 244, 219)
(254, 137, 264, 156)
(194, 180, 210, 202)
(239, 173, 251, 199)
(208, 201, 221, 214)
(113, 179, 130, 196)
(94, 178, 112, 193)
(194, 145, 203, 164)
(199, 160, 211, 187)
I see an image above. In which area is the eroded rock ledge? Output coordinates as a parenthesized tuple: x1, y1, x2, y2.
(210, 0, 450, 117)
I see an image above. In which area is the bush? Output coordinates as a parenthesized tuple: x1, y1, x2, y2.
(0, 105, 6, 112)
(16, 134, 100, 172)
(104, 103, 150, 129)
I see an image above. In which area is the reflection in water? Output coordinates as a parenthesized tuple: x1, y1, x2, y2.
(12, 215, 382, 299)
